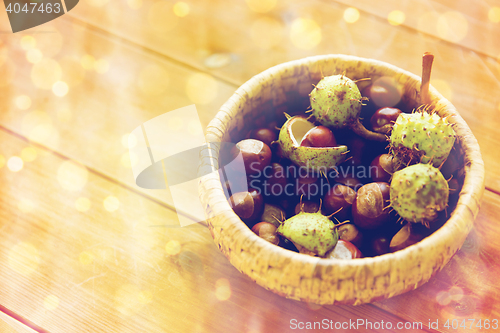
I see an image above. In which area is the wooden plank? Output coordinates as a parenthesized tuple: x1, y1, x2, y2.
(375, 189, 500, 332)
(63, 0, 500, 192)
(0, 130, 426, 332)
(332, 0, 500, 59)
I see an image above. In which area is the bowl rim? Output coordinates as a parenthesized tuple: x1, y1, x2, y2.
(199, 54, 485, 304)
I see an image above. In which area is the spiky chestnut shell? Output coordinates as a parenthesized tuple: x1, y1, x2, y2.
(277, 210, 338, 257)
(390, 163, 449, 226)
(389, 110, 456, 168)
(310, 74, 362, 128)
(277, 116, 347, 173)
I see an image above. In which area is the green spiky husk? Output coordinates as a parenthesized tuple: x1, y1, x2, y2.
(389, 109, 456, 169)
(310, 74, 363, 129)
(277, 211, 338, 257)
(390, 163, 449, 226)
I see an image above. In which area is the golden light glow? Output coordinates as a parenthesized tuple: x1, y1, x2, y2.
(437, 11, 468, 43)
(168, 116, 183, 131)
(8, 242, 39, 275)
(0, 155, 5, 168)
(127, 0, 142, 10)
(87, 0, 110, 7)
(173, 2, 190, 17)
(148, 2, 179, 32)
(290, 18, 322, 49)
(81, 55, 96, 70)
(52, 81, 69, 97)
(114, 284, 145, 316)
(0, 60, 15, 88)
(104, 196, 120, 212)
(417, 11, 439, 34)
(43, 295, 59, 310)
(187, 119, 201, 136)
(57, 161, 88, 191)
(75, 197, 92, 212)
(15, 95, 31, 110)
(138, 64, 170, 96)
(122, 133, 137, 149)
(121, 152, 138, 168)
(79, 251, 94, 265)
(489, 7, 500, 23)
(165, 240, 181, 255)
(94, 59, 110, 74)
(26, 49, 43, 64)
(250, 17, 284, 49)
(245, 0, 276, 13)
(138, 290, 153, 304)
(20, 36, 36, 50)
(388, 10, 405, 26)
(23, 110, 51, 132)
(31, 58, 62, 89)
(204, 53, 232, 69)
(57, 109, 72, 123)
(186, 73, 218, 104)
(7, 156, 23, 172)
(343, 7, 360, 23)
(18, 199, 35, 213)
(60, 57, 86, 87)
(21, 147, 37, 162)
(215, 278, 231, 301)
(33, 26, 63, 58)
(431, 79, 453, 102)
(29, 123, 59, 145)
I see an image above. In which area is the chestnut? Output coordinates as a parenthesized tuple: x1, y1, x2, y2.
(260, 203, 286, 228)
(251, 222, 279, 245)
(300, 125, 337, 147)
(323, 184, 356, 221)
(369, 154, 395, 183)
(248, 128, 277, 147)
(370, 107, 402, 134)
(230, 139, 272, 176)
(336, 223, 363, 249)
(266, 162, 288, 189)
(361, 76, 403, 109)
(294, 200, 320, 215)
(371, 235, 391, 256)
(294, 173, 319, 199)
(327, 240, 363, 260)
(352, 182, 391, 229)
(390, 223, 423, 252)
(228, 189, 264, 225)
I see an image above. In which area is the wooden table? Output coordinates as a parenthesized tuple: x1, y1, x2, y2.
(0, 0, 499, 332)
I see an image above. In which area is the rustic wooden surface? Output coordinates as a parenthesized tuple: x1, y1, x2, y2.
(0, 0, 499, 332)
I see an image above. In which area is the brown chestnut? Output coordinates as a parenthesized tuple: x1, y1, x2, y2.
(230, 139, 272, 176)
(352, 182, 391, 229)
(323, 184, 356, 220)
(251, 222, 279, 245)
(294, 200, 320, 215)
(260, 203, 286, 228)
(327, 240, 363, 259)
(336, 223, 363, 249)
(370, 107, 402, 134)
(371, 235, 391, 256)
(390, 223, 423, 252)
(248, 128, 277, 147)
(228, 189, 264, 225)
(361, 76, 403, 108)
(300, 125, 337, 147)
(369, 154, 395, 183)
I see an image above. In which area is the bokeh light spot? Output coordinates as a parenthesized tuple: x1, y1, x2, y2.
(0, 155, 5, 168)
(15, 95, 31, 110)
(44, 295, 59, 310)
(138, 64, 170, 96)
(104, 196, 120, 212)
(437, 11, 468, 43)
(26, 49, 43, 64)
(138, 290, 153, 304)
(127, 0, 142, 9)
(7, 156, 23, 172)
(148, 1, 179, 32)
(21, 147, 37, 162)
(87, 0, 110, 7)
(388, 10, 405, 26)
(344, 7, 360, 23)
(81, 55, 96, 70)
(52, 81, 69, 97)
(245, 0, 276, 13)
(489, 7, 500, 23)
(75, 197, 92, 212)
(204, 53, 232, 69)
(94, 59, 110, 74)
(31, 58, 62, 89)
(121, 152, 138, 168)
(173, 2, 190, 17)
(290, 18, 322, 49)
(20, 36, 36, 50)
(215, 278, 231, 301)
(18, 199, 35, 213)
(186, 73, 218, 104)
(250, 17, 284, 49)
(8, 242, 39, 275)
(165, 240, 181, 255)
(57, 161, 88, 191)
(79, 251, 94, 265)
(431, 79, 453, 102)
(122, 133, 137, 149)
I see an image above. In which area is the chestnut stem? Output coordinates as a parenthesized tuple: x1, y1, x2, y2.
(421, 52, 434, 105)
(351, 119, 387, 142)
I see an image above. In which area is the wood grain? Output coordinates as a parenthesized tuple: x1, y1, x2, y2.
(0, 130, 425, 332)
